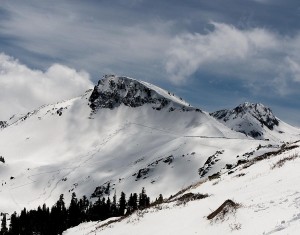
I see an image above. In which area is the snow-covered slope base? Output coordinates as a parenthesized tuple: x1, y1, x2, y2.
(64, 142, 300, 235)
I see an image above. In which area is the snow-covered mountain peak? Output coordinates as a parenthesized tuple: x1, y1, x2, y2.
(210, 102, 300, 141)
(232, 102, 278, 129)
(89, 75, 194, 111)
(211, 102, 279, 131)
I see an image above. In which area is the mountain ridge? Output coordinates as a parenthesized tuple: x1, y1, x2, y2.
(0, 75, 299, 219)
(89, 75, 195, 112)
(210, 102, 299, 141)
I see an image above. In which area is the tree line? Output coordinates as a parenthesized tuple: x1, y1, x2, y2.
(0, 187, 163, 235)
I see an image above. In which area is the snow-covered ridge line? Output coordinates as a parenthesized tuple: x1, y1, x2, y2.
(89, 75, 196, 111)
(2, 89, 93, 128)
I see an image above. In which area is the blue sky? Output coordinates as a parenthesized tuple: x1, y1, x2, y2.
(0, 0, 300, 125)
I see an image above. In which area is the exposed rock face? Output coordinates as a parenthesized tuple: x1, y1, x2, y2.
(89, 75, 194, 112)
(0, 121, 7, 129)
(210, 102, 279, 139)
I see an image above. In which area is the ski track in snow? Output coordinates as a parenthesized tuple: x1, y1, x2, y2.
(5, 123, 129, 207)
(42, 124, 129, 203)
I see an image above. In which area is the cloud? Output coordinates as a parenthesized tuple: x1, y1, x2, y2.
(0, 1, 173, 81)
(165, 22, 300, 94)
(0, 53, 93, 120)
(1, 1, 298, 86)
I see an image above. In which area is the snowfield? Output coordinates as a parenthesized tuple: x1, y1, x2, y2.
(64, 142, 300, 235)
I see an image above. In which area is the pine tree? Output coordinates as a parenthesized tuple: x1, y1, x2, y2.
(0, 213, 8, 235)
(118, 192, 127, 216)
(105, 197, 111, 217)
(110, 191, 118, 216)
(89, 197, 103, 221)
(157, 194, 163, 204)
(139, 187, 150, 209)
(41, 203, 50, 235)
(127, 193, 138, 214)
(9, 212, 19, 235)
(19, 208, 30, 234)
(6, 188, 158, 234)
(50, 194, 68, 234)
(101, 197, 107, 219)
(78, 195, 89, 222)
(58, 194, 68, 231)
(68, 192, 81, 227)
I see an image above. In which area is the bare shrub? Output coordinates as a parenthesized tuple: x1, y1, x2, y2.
(271, 153, 299, 169)
(229, 222, 242, 231)
(96, 217, 124, 230)
(167, 179, 206, 202)
(207, 199, 240, 221)
(208, 172, 220, 181)
(235, 173, 245, 178)
(175, 192, 208, 206)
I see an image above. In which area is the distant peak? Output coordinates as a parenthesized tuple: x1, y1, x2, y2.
(211, 102, 279, 133)
(233, 102, 271, 115)
(89, 75, 195, 112)
(239, 102, 267, 109)
(98, 74, 137, 85)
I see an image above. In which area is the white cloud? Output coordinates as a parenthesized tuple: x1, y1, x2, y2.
(285, 57, 300, 82)
(0, 53, 93, 120)
(165, 22, 300, 94)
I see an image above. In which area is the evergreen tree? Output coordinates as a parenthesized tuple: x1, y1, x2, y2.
(157, 194, 163, 204)
(139, 187, 150, 209)
(127, 193, 138, 214)
(67, 192, 81, 227)
(6, 188, 156, 234)
(50, 194, 67, 234)
(36, 205, 48, 235)
(101, 197, 107, 219)
(9, 212, 19, 235)
(104, 197, 111, 217)
(41, 203, 50, 235)
(58, 194, 68, 232)
(0, 214, 8, 235)
(88, 196, 107, 221)
(19, 208, 30, 235)
(79, 195, 89, 222)
(118, 192, 127, 216)
(110, 191, 118, 216)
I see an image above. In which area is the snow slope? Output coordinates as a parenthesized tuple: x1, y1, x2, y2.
(211, 102, 300, 142)
(0, 75, 298, 221)
(64, 141, 300, 235)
